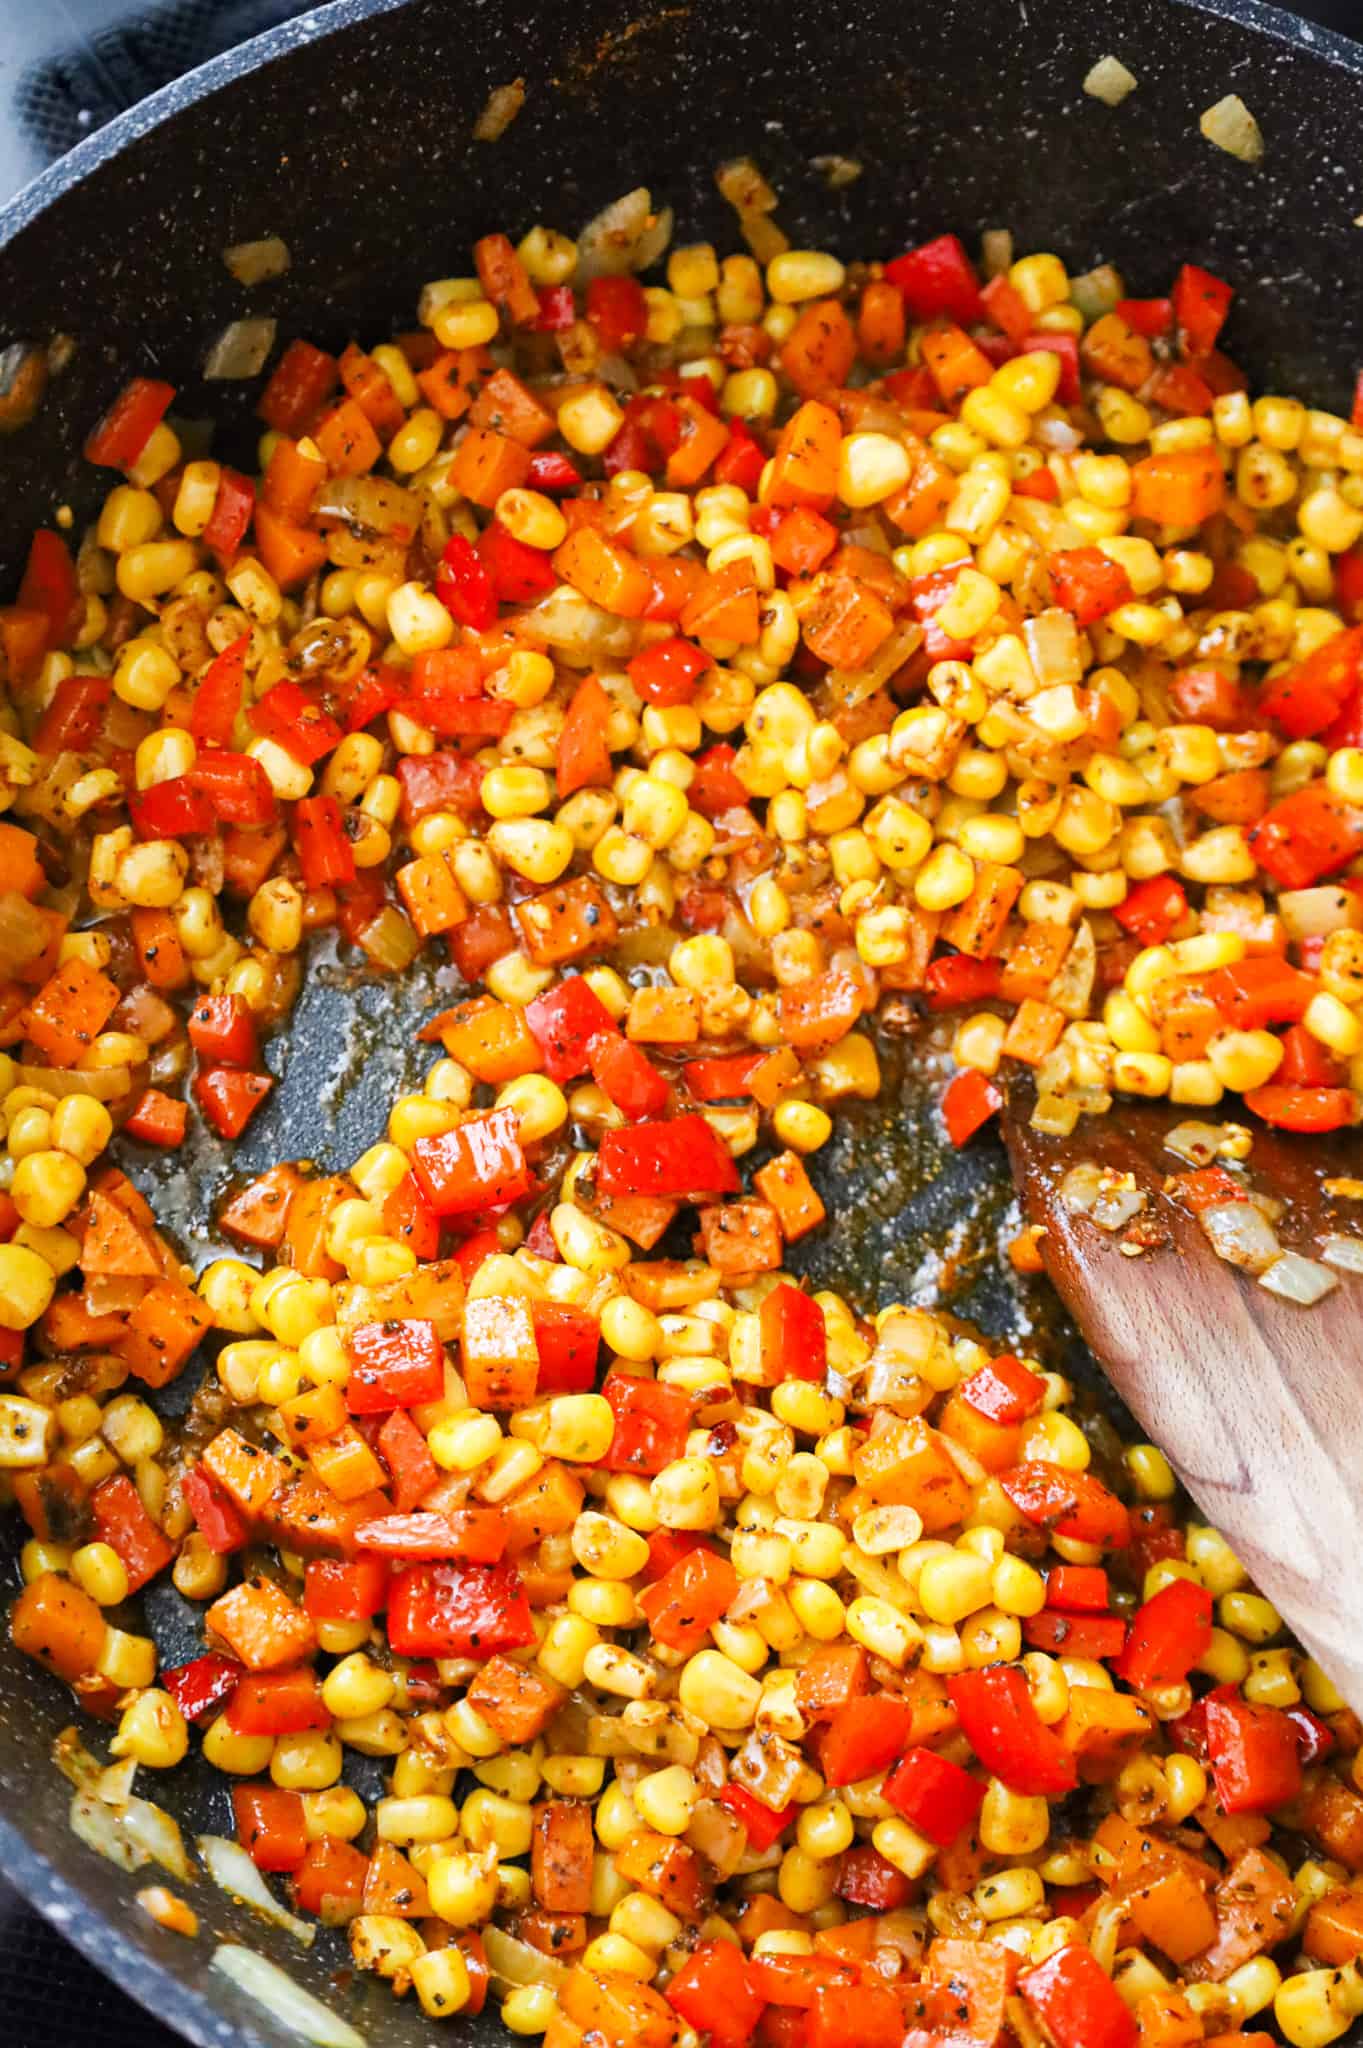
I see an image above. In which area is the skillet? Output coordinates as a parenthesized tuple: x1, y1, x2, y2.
(1, 1, 1363, 2040)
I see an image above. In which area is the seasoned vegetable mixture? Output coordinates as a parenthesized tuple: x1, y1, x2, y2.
(2, 200, 1363, 2048)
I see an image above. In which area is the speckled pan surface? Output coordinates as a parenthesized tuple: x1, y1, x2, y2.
(1, 1, 1363, 2043)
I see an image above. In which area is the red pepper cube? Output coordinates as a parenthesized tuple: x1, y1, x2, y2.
(530, 1301, 600, 1393)
(187, 993, 259, 1069)
(599, 1373, 692, 1475)
(596, 1114, 739, 1198)
(588, 1031, 669, 1121)
(883, 1746, 986, 1846)
(182, 1464, 250, 1554)
(226, 1666, 329, 1737)
(639, 1545, 738, 1653)
(293, 793, 357, 890)
(524, 977, 616, 1082)
(345, 1318, 445, 1414)
(194, 1066, 273, 1140)
(375, 1407, 441, 1515)
(386, 1561, 534, 1661)
(1204, 1692, 1303, 1814)
(1000, 1462, 1130, 1549)
(717, 1783, 797, 1852)
(303, 1555, 389, 1621)
(950, 1665, 1078, 1797)
(161, 1652, 242, 1724)
(758, 1283, 826, 1384)
(411, 1107, 529, 1217)
(1017, 1943, 1136, 2048)
(808, 1983, 904, 2048)
(232, 1784, 309, 1874)
(249, 679, 343, 766)
(667, 1939, 764, 2048)
(1045, 1565, 1110, 1613)
(84, 376, 176, 470)
(188, 752, 278, 827)
(961, 1352, 1046, 1425)
(818, 1695, 919, 1786)
(461, 1295, 539, 1410)
(90, 1473, 175, 1593)
(1114, 1578, 1213, 1691)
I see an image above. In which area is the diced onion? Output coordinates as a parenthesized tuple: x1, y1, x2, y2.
(313, 474, 421, 538)
(357, 906, 421, 975)
(1047, 918, 1096, 1020)
(1278, 886, 1363, 943)
(483, 1922, 568, 1995)
(1084, 56, 1138, 106)
(71, 1790, 145, 1873)
(1321, 1235, 1363, 1273)
(1060, 1164, 1146, 1232)
(1200, 94, 1264, 163)
(223, 237, 291, 285)
(1024, 609, 1083, 688)
(980, 229, 1014, 278)
(810, 155, 863, 191)
(577, 187, 673, 280)
(473, 79, 526, 143)
(122, 1797, 195, 1882)
(1259, 1252, 1337, 1304)
(1199, 1199, 1280, 1274)
(521, 585, 637, 664)
(1165, 1121, 1229, 1166)
(0, 890, 57, 973)
(16, 1062, 134, 1101)
(204, 319, 278, 381)
(200, 1835, 316, 1945)
(1033, 413, 1084, 451)
(69, 1789, 192, 1881)
(1069, 265, 1124, 322)
(210, 1947, 366, 2048)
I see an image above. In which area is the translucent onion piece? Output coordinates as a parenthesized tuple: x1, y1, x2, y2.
(1024, 609, 1083, 687)
(1278, 886, 1363, 943)
(223, 237, 291, 285)
(810, 155, 863, 191)
(1060, 1164, 1145, 1233)
(522, 586, 637, 664)
(1165, 1121, 1229, 1166)
(1200, 94, 1264, 163)
(211, 1947, 366, 2048)
(122, 1797, 195, 1882)
(200, 1835, 316, 1945)
(1084, 57, 1138, 106)
(0, 889, 56, 972)
(313, 474, 421, 538)
(71, 1790, 146, 1873)
(356, 906, 421, 975)
(1069, 264, 1124, 322)
(15, 1062, 133, 1101)
(577, 187, 672, 281)
(1259, 1252, 1338, 1304)
(472, 79, 525, 143)
(1321, 1236, 1363, 1273)
(1199, 1199, 1280, 1274)
(483, 1922, 568, 1996)
(204, 318, 278, 380)
(53, 1726, 102, 1789)
(1047, 918, 1096, 1020)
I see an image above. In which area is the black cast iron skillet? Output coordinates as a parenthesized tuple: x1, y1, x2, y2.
(2, 1, 1363, 2041)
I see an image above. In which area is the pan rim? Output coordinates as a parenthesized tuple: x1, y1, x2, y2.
(0, 0, 1359, 2044)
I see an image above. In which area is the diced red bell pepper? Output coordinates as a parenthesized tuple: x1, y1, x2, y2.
(758, 1284, 826, 1384)
(479, 522, 558, 602)
(527, 450, 583, 492)
(250, 680, 342, 766)
(747, 1956, 856, 2011)
(883, 1746, 985, 1846)
(643, 1529, 713, 1582)
(376, 1407, 441, 1515)
(194, 1066, 273, 1139)
(885, 234, 983, 325)
(1174, 1164, 1251, 1213)
(129, 775, 216, 840)
(1017, 1944, 1136, 2048)
(161, 1651, 242, 1723)
(667, 1939, 765, 2048)
(453, 1226, 502, 1284)
(524, 976, 617, 1082)
(808, 1983, 904, 2048)
(293, 794, 358, 890)
(689, 743, 749, 818)
(535, 285, 577, 332)
(188, 633, 251, 746)
(90, 1474, 175, 1594)
(182, 1463, 250, 1553)
(84, 377, 175, 469)
(530, 1301, 600, 1392)
(597, 1115, 740, 1198)
(188, 993, 259, 1068)
(18, 530, 81, 651)
(258, 339, 339, 436)
(1204, 957, 1320, 1027)
(386, 1561, 534, 1661)
(1022, 1610, 1129, 1660)
(233, 1784, 308, 1873)
(942, 1069, 1002, 1146)
(411, 1106, 529, 1217)
(434, 532, 497, 628)
(1205, 1692, 1303, 1814)
(1000, 1463, 1130, 1548)
(639, 1545, 738, 1653)
(717, 1782, 798, 1851)
(557, 675, 615, 797)
(1115, 1578, 1214, 1690)
(599, 1373, 692, 1475)
(1170, 663, 1252, 730)
(1243, 1084, 1357, 1132)
(1172, 263, 1234, 355)
(834, 1845, 913, 1910)
(226, 1665, 329, 1736)
(1278, 1024, 1344, 1089)
(949, 1665, 1078, 1796)
(1048, 546, 1133, 626)
(586, 275, 649, 350)
(628, 636, 712, 707)
(588, 1031, 669, 1121)
(714, 422, 767, 494)
(683, 1053, 763, 1102)
(202, 468, 256, 564)
(1285, 1704, 1336, 1766)
(345, 1318, 446, 1413)
(1046, 1565, 1110, 1613)
(925, 955, 1003, 1010)
(1249, 782, 1363, 890)
(1259, 626, 1363, 739)
(1117, 297, 1173, 339)
(188, 752, 278, 827)
(123, 1089, 189, 1149)
(1114, 874, 1188, 946)
(961, 1353, 1046, 1425)
(292, 1837, 370, 1922)
(33, 674, 110, 754)
(383, 1172, 442, 1262)
(819, 1694, 918, 1786)
(303, 1555, 389, 1620)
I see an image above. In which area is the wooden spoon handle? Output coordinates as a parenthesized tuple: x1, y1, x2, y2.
(1003, 1097, 1363, 1713)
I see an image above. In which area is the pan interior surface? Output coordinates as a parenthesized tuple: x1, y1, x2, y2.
(2, 1, 1363, 2043)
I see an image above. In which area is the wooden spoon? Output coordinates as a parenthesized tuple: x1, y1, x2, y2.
(1002, 1075, 1363, 1712)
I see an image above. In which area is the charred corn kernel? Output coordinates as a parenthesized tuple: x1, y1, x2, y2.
(427, 1847, 500, 1927)
(495, 487, 567, 552)
(410, 1946, 471, 2019)
(116, 539, 198, 602)
(1305, 991, 1363, 1056)
(846, 1596, 922, 1668)
(1303, 1661, 1347, 1714)
(376, 1795, 459, 1846)
(914, 843, 976, 911)
(333, 1709, 410, 1756)
(1275, 1967, 1360, 2048)
(917, 1551, 994, 1626)
(482, 763, 552, 819)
